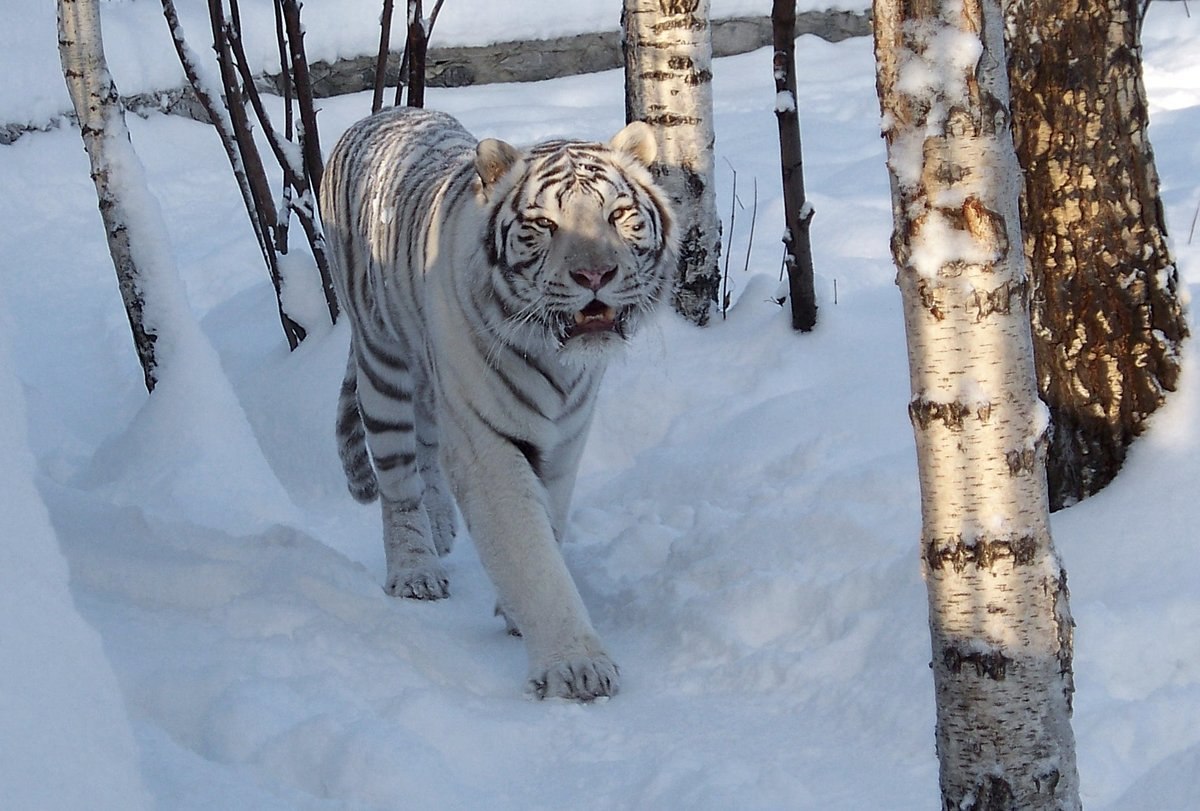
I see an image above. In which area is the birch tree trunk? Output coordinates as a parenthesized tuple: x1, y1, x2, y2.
(622, 0, 722, 325)
(58, 0, 158, 391)
(1005, 0, 1188, 510)
(873, 0, 1080, 807)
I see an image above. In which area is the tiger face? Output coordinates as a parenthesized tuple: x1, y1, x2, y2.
(478, 123, 676, 361)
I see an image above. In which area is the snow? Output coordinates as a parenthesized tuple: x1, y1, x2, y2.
(0, 310, 150, 811)
(1, 2, 1198, 809)
(0, 0, 868, 128)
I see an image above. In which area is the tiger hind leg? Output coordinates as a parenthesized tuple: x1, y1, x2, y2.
(414, 383, 457, 557)
(337, 351, 379, 503)
(350, 339, 449, 600)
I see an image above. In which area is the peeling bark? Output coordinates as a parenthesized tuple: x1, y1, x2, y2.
(943, 645, 1013, 680)
(873, 0, 1080, 807)
(908, 398, 993, 432)
(623, 0, 722, 325)
(1005, 0, 1189, 510)
(925, 533, 1039, 572)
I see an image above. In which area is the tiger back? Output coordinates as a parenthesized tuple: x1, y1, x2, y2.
(318, 106, 675, 701)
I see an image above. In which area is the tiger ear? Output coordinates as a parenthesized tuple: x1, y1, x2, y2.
(475, 139, 522, 186)
(609, 121, 657, 167)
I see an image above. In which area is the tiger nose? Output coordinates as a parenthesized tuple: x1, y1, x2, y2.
(570, 268, 617, 291)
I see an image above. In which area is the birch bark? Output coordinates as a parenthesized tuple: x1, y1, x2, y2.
(622, 0, 722, 325)
(58, 0, 158, 391)
(872, 0, 1081, 806)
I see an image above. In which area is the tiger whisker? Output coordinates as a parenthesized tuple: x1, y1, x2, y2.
(486, 295, 548, 365)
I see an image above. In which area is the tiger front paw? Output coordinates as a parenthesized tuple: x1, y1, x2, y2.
(384, 562, 449, 600)
(528, 650, 620, 702)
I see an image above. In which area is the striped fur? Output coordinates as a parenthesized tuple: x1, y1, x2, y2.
(319, 107, 675, 700)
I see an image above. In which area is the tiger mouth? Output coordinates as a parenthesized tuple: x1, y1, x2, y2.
(566, 300, 620, 339)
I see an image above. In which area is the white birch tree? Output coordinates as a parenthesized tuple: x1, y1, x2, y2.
(872, 0, 1081, 806)
(622, 0, 722, 325)
(57, 0, 297, 525)
(58, 0, 158, 390)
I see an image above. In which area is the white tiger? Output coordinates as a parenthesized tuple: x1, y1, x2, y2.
(318, 107, 676, 700)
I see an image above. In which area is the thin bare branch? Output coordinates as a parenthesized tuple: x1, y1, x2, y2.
(280, 0, 323, 193)
(427, 0, 447, 36)
(272, 0, 294, 138)
(721, 162, 737, 319)
(743, 177, 758, 276)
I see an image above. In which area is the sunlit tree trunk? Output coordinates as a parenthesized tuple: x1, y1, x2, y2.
(58, 0, 158, 390)
(1005, 0, 1188, 510)
(622, 0, 722, 325)
(873, 0, 1081, 807)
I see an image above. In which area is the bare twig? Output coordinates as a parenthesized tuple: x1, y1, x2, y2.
(162, 0, 339, 347)
(717, 164, 759, 319)
(225, 21, 294, 175)
(210, 2, 279, 243)
(272, 0, 294, 138)
(391, 46, 411, 107)
(427, 0, 446, 32)
(161, 0, 253, 223)
(742, 177, 758, 277)
(227, 2, 338, 323)
(721, 161, 738, 319)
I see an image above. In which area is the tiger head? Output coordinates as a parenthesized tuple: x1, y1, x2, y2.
(476, 122, 677, 362)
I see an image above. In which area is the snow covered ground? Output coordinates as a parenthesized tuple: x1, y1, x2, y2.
(1, 2, 1199, 809)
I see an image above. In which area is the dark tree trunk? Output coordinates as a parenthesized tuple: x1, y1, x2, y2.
(384, 0, 443, 109)
(279, 0, 323, 194)
(771, 0, 817, 332)
(1005, 0, 1188, 510)
(371, 0, 395, 114)
(406, 0, 429, 108)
